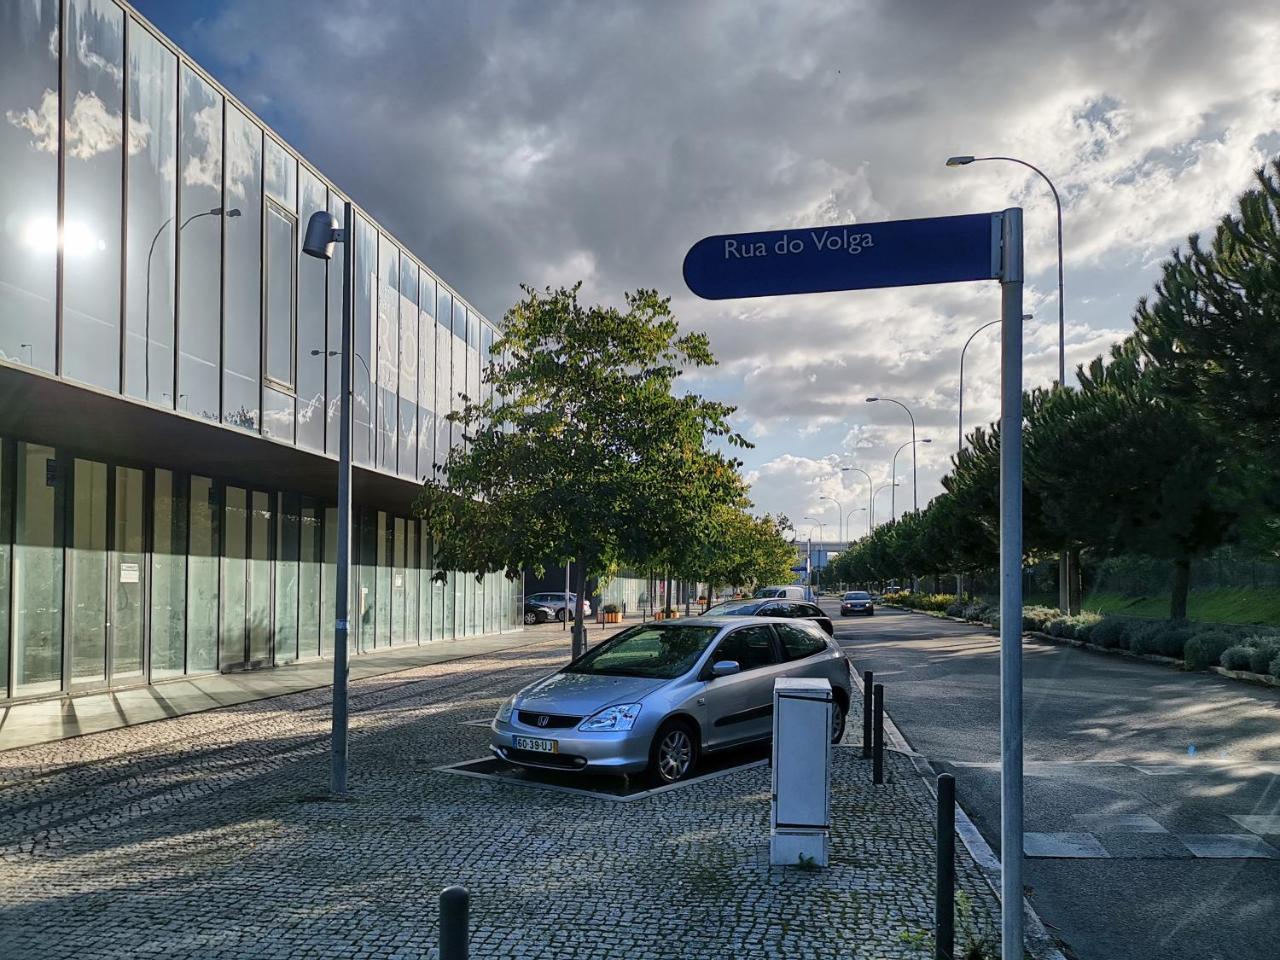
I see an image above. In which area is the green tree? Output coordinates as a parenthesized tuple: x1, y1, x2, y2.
(416, 284, 749, 656)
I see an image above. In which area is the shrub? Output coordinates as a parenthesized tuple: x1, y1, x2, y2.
(1271, 652, 1280, 678)
(945, 601, 965, 617)
(1125, 622, 1164, 655)
(1184, 630, 1237, 670)
(602, 603, 620, 614)
(963, 601, 988, 621)
(1221, 645, 1254, 671)
(1243, 637, 1280, 675)
(1153, 626, 1193, 659)
(1069, 613, 1103, 643)
(1022, 606, 1060, 632)
(1090, 618, 1131, 649)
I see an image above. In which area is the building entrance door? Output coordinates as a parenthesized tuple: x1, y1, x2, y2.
(221, 485, 275, 670)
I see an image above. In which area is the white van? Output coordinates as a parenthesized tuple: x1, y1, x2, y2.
(752, 584, 816, 602)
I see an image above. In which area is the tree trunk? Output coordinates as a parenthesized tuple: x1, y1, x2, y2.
(1069, 547, 1083, 615)
(1170, 557, 1191, 622)
(572, 566, 589, 658)
(704, 583, 715, 613)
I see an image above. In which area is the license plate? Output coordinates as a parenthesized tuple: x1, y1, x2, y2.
(513, 736, 557, 754)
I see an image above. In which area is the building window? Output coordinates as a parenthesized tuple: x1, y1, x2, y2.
(417, 274, 436, 482)
(398, 256, 418, 480)
(223, 106, 263, 433)
(187, 476, 219, 672)
(353, 216, 377, 466)
(263, 136, 296, 213)
(376, 236, 399, 474)
(0, 0, 59, 372)
(151, 469, 187, 679)
(324, 196, 346, 456)
(13, 443, 62, 696)
(434, 289, 453, 478)
(276, 493, 300, 664)
(176, 66, 223, 423)
(69, 458, 108, 687)
(112, 465, 147, 682)
(262, 198, 297, 443)
(62, 0, 125, 392)
(296, 170, 328, 453)
(124, 21, 178, 405)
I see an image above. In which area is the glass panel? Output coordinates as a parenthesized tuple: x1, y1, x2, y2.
(299, 501, 322, 658)
(376, 236, 398, 473)
(453, 572, 464, 638)
(418, 523, 432, 643)
(0, 443, 9, 696)
(324, 196, 345, 456)
(297, 171, 327, 452)
(434, 290, 452, 478)
(263, 137, 296, 211)
(275, 493, 299, 664)
(112, 466, 145, 682)
(417, 274, 436, 482)
(376, 511, 391, 647)
(450, 301, 466, 460)
(248, 490, 272, 663)
(406, 519, 419, 643)
(70, 459, 108, 686)
(398, 256, 418, 480)
(176, 66, 222, 422)
(124, 22, 177, 405)
(353, 216, 376, 466)
(221, 485, 246, 669)
(187, 476, 219, 671)
(0, 0, 59, 371)
(391, 516, 406, 645)
(262, 385, 295, 443)
(150, 469, 186, 678)
(321, 505, 337, 656)
(265, 203, 295, 389)
(223, 106, 262, 432)
(357, 508, 375, 650)
(62, 0, 125, 392)
(13, 443, 62, 696)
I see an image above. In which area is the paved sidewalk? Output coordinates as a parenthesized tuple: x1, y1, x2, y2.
(0, 631, 999, 960)
(0, 620, 632, 753)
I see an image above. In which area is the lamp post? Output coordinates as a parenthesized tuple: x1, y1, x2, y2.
(840, 466, 873, 539)
(146, 206, 239, 404)
(871, 482, 898, 528)
(302, 203, 353, 798)
(948, 154, 1072, 615)
(889, 438, 932, 521)
(866, 396, 919, 511)
(820, 494, 843, 544)
(958, 318, 1001, 453)
(803, 515, 825, 592)
(846, 506, 869, 540)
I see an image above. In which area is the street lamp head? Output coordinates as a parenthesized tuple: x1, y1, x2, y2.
(946, 155, 976, 167)
(865, 396, 879, 403)
(302, 210, 341, 260)
(921, 438, 933, 444)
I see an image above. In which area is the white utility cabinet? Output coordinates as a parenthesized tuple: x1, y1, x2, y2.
(769, 676, 832, 867)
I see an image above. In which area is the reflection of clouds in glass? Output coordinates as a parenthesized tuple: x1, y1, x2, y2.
(183, 103, 221, 189)
(48, 26, 59, 58)
(126, 112, 151, 156)
(76, 29, 122, 83)
(65, 91, 122, 160)
(5, 88, 59, 154)
(224, 113, 259, 200)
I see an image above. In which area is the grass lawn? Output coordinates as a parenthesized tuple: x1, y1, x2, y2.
(1080, 588, 1280, 627)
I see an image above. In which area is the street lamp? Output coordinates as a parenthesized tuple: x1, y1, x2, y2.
(871, 481, 899, 528)
(302, 202, 353, 798)
(958, 319, 1001, 453)
(803, 515, 825, 592)
(819, 494, 843, 543)
(146, 206, 239, 403)
(866, 397, 919, 511)
(946, 155, 1064, 388)
(841, 465, 873, 535)
(890, 438, 932, 521)
(846, 505, 869, 540)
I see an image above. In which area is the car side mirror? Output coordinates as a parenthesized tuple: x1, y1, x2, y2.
(710, 660, 740, 678)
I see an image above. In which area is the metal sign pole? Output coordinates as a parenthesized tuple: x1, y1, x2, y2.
(997, 207, 1024, 959)
(331, 200, 354, 798)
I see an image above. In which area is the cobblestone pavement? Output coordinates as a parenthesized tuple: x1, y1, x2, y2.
(0, 634, 1000, 960)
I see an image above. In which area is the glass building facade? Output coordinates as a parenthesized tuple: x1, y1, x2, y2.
(0, 0, 521, 703)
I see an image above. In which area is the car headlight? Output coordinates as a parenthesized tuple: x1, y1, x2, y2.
(496, 696, 516, 723)
(578, 702, 642, 732)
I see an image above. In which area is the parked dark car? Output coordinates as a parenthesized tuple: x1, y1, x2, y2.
(523, 601, 556, 625)
(840, 591, 875, 616)
(702, 598, 834, 636)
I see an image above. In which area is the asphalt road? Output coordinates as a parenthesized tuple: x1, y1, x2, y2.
(823, 602, 1280, 960)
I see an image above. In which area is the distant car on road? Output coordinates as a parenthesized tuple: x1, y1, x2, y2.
(490, 616, 853, 783)
(752, 584, 816, 602)
(526, 592, 593, 621)
(840, 591, 875, 617)
(523, 601, 556, 625)
(704, 597, 834, 636)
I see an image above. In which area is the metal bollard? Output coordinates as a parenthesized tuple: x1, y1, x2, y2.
(872, 683, 885, 785)
(935, 774, 956, 960)
(861, 670, 874, 758)
(440, 885, 470, 960)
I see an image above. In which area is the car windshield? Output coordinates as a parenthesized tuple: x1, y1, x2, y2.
(565, 624, 719, 678)
(703, 600, 761, 616)
(753, 587, 783, 598)
(844, 592, 870, 600)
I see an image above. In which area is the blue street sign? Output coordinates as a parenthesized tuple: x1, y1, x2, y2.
(683, 212, 1001, 300)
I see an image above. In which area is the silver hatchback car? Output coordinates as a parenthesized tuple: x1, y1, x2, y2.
(490, 616, 853, 783)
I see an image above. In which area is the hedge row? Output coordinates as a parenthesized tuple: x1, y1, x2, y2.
(892, 596, 1280, 678)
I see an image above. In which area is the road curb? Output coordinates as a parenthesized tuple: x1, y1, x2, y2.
(849, 634, 1069, 960)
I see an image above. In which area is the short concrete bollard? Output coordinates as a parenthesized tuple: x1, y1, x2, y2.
(440, 885, 469, 960)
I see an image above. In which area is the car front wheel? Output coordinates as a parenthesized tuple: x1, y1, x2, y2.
(523, 611, 539, 625)
(650, 720, 699, 784)
(555, 608, 567, 622)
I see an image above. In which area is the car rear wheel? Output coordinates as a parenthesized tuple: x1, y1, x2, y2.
(523, 611, 539, 625)
(650, 720, 699, 784)
(555, 608, 567, 622)
(830, 697, 847, 744)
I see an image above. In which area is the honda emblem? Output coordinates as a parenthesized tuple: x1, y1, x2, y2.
(537, 715, 550, 728)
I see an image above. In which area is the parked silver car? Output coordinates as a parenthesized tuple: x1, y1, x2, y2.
(525, 591, 593, 621)
(490, 616, 853, 783)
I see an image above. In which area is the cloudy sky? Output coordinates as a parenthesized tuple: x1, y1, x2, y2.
(136, 0, 1280, 540)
